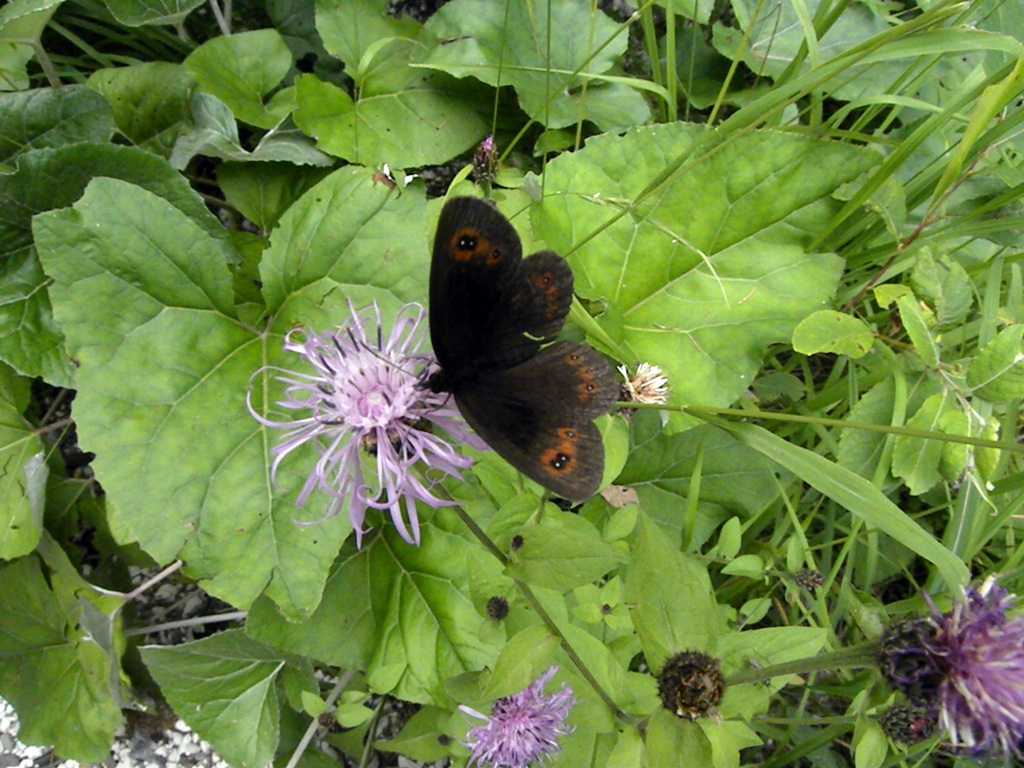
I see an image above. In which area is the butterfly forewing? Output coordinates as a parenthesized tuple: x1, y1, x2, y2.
(430, 197, 573, 382)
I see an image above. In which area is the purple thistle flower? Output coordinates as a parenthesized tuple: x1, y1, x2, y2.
(923, 578, 1024, 756)
(247, 302, 480, 547)
(460, 665, 575, 768)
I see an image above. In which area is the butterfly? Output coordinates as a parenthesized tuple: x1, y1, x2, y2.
(426, 196, 618, 501)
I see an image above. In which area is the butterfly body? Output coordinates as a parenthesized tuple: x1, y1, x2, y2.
(427, 196, 617, 501)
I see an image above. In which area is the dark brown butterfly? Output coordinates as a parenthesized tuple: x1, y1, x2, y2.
(427, 196, 617, 501)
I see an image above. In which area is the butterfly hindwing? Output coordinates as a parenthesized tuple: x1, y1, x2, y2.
(430, 197, 573, 379)
(455, 342, 619, 501)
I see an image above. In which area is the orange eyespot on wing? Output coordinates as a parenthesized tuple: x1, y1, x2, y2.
(540, 427, 581, 478)
(450, 226, 503, 265)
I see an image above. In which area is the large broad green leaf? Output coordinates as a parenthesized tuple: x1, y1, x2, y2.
(0, 85, 112, 164)
(0, 553, 123, 762)
(505, 513, 629, 591)
(537, 124, 878, 431)
(33, 169, 427, 619)
(626, 513, 722, 671)
(34, 178, 335, 617)
(184, 29, 296, 129)
(293, 71, 488, 167)
(87, 62, 197, 156)
(0, 0, 63, 41)
(247, 509, 504, 706)
(295, 0, 488, 166)
(102, 0, 204, 27)
(169, 92, 333, 169)
(418, 0, 649, 131)
(315, 0, 420, 87)
(142, 629, 315, 768)
(217, 160, 333, 232)
(258, 166, 428, 313)
(0, 364, 45, 559)
(617, 415, 780, 548)
(0, 143, 225, 386)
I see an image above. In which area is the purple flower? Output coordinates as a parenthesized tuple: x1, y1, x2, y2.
(247, 302, 479, 547)
(460, 665, 575, 768)
(923, 578, 1024, 756)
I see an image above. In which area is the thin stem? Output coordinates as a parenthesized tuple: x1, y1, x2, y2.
(122, 561, 184, 603)
(358, 695, 388, 768)
(449, 504, 634, 724)
(725, 642, 879, 686)
(123, 611, 247, 638)
(284, 670, 355, 768)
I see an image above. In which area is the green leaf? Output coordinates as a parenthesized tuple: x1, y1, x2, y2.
(377, 706, 451, 763)
(0, 0, 63, 48)
(0, 554, 123, 761)
(0, 42, 34, 92)
(892, 393, 952, 495)
(720, 554, 765, 579)
(837, 378, 895, 480)
(478, 626, 560, 699)
(626, 513, 722, 669)
(142, 629, 306, 768)
(185, 29, 295, 129)
(102, 0, 204, 27)
(170, 92, 332, 169)
(967, 325, 1024, 402)
(217, 160, 332, 232)
(315, 0, 420, 84)
(293, 71, 486, 167)
(0, 363, 44, 559)
(854, 720, 888, 768)
(647, 712, 711, 768)
(910, 251, 972, 329)
(335, 701, 374, 727)
(617, 415, 780, 549)
(419, 0, 650, 131)
(896, 295, 940, 368)
(506, 513, 628, 591)
(538, 125, 877, 430)
(34, 177, 349, 617)
(87, 62, 197, 156)
(247, 511, 504, 705)
(719, 421, 969, 588)
(258, 166, 427, 314)
(0, 85, 112, 163)
(792, 310, 874, 358)
(296, 0, 488, 166)
(3, 143, 225, 386)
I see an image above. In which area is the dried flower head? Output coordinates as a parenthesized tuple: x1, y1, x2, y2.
(793, 568, 825, 592)
(878, 702, 936, 746)
(460, 665, 575, 768)
(247, 302, 479, 547)
(486, 596, 510, 621)
(618, 362, 669, 405)
(878, 617, 944, 700)
(657, 650, 725, 720)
